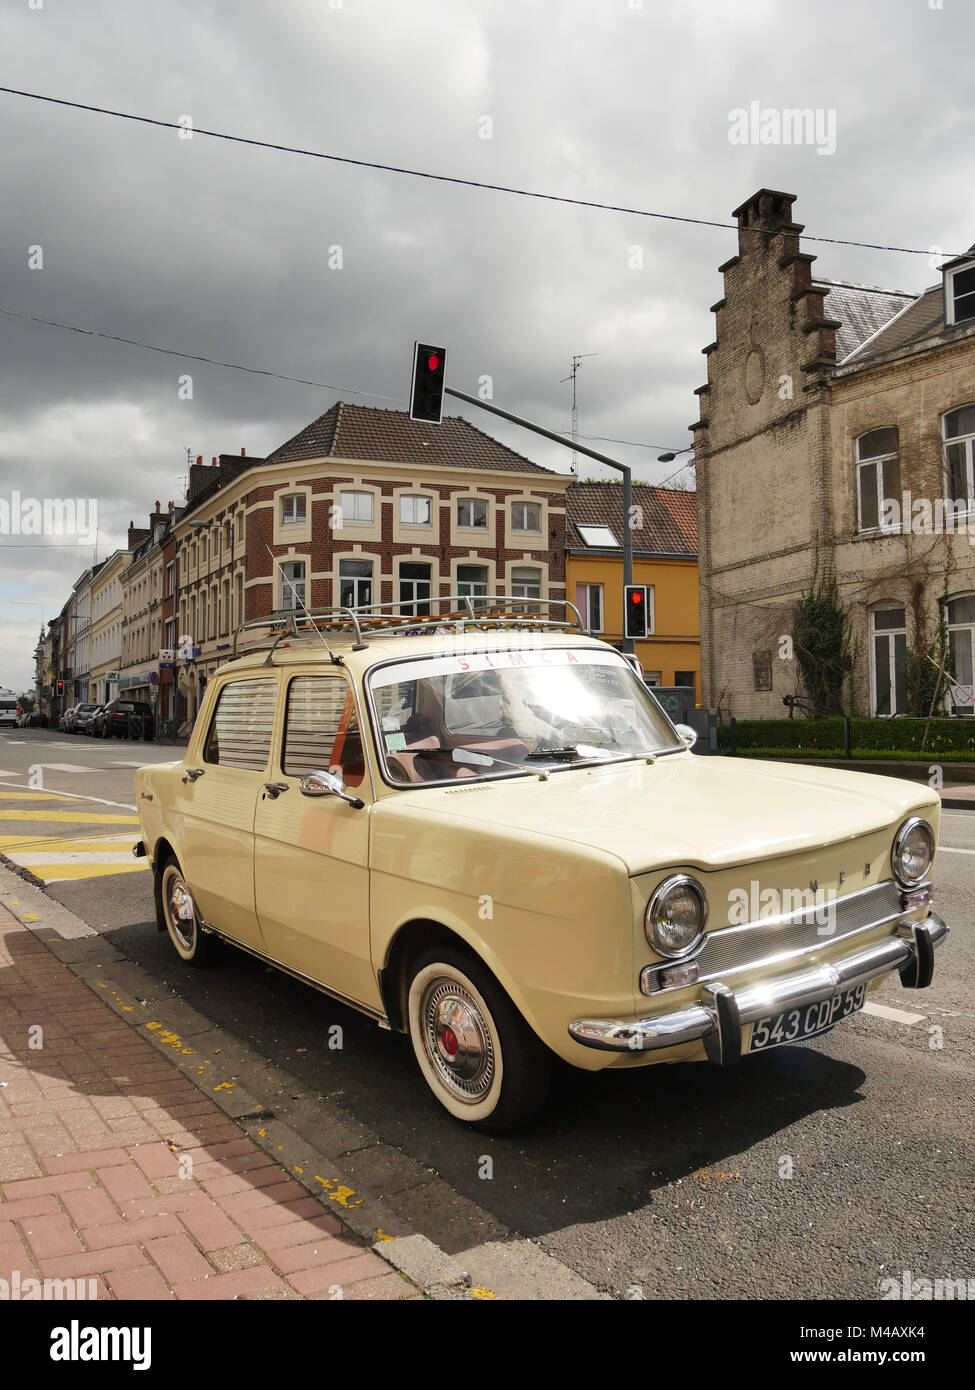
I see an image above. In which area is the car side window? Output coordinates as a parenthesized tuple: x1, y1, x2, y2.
(282, 676, 365, 786)
(203, 678, 278, 770)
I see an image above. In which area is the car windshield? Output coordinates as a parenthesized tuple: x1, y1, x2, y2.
(368, 646, 684, 786)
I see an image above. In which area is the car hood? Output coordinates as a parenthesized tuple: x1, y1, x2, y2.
(399, 754, 938, 875)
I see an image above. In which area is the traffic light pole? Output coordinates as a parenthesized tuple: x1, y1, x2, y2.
(443, 387, 635, 653)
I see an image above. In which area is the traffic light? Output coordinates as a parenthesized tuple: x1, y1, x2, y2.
(409, 342, 447, 424)
(56, 679, 64, 696)
(624, 585, 649, 640)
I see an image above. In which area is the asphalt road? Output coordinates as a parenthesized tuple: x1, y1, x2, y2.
(1, 728, 972, 1300)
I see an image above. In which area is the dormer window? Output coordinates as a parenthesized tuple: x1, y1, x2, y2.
(946, 259, 975, 326)
(856, 428, 900, 532)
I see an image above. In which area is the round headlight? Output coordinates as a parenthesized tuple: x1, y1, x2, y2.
(892, 817, 935, 888)
(645, 874, 708, 958)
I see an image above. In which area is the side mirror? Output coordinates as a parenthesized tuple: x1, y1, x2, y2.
(298, 768, 365, 809)
(674, 723, 697, 749)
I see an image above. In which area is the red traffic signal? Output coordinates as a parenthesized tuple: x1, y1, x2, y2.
(624, 585, 649, 639)
(410, 342, 447, 424)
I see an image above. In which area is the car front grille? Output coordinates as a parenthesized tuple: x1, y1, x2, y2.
(693, 878, 905, 984)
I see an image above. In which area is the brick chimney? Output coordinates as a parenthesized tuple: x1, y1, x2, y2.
(127, 520, 150, 550)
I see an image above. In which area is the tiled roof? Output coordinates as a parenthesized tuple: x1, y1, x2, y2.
(843, 285, 946, 362)
(566, 481, 697, 556)
(815, 281, 916, 361)
(269, 402, 556, 475)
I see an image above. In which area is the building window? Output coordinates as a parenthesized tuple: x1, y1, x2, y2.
(235, 572, 244, 629)
(221, 579, 230, 635)
(856, 428, 900, 532)
(578, 524, 619, 548)
(338, 490, 374, 524)
(644, 671, 661, 687)
(753, 651, 773, 691)
(946, 260, 975, 326)
(399, 562, 432, 617)
(210, 585, 218, 639)
(675, 670, 696, 689)
(165, 562, 174, 599)
(511, 500, 541, 533)
(280, 561, 306, 611)
(457, 564, 489, 610)
(575, 582, 603, 633)
(510, 566, 541, 612)
(235, 511, 244, 543)
(944, 405, 975, 507)
(399, 495, 432, 526)
(201, 535, 208, 565)
(457, 497, 488, 529)
(871, 608, 907, 716)
(946, 595, 975, 715)
(281, 494, 306, 526)
(339, 559, 372, 609)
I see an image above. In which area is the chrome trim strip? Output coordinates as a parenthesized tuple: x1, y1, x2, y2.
(570, 915, 948, 1055)
(199, 928, 388, 1025)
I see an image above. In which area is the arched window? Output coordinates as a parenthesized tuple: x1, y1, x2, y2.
(944, 405, 975, 507)
(856, 428, 900, 532)
(946, 595, 975, 715)
(870, 607, 907, 716)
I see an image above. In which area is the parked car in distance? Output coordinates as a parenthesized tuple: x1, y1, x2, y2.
(60, 704, 83, 732)
(71, 704, 101, 735)
(133, 599, 949, 1131)
(101, 699, 154, 739)
(89, 705, 110, 738)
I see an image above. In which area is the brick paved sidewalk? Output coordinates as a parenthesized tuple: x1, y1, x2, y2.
(0, 905, 413, 1301)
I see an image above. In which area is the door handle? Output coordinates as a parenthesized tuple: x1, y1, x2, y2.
(182, 767, 206, 784)
(263, 782, 289, 799)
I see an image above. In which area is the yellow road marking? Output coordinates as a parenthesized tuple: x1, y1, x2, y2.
(13, 862, 148, 881)
(0, 835, 139, 853)
(0, 810, 139, 824)
(0, 792, 79, 801)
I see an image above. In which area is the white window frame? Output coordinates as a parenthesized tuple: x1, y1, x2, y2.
(338, 557, 373, 609)
(399, 494, 432, 527)
(946, 595, 975, 715)
(457, 497, 489, 529)
(856, 428, 901, 533)
(338, 490, 374, 525)
(280, 493, 307, 526)
(575, 582, 604, 633)
(280, 560, 307, 612)
(511, 500, 541, 533)
(870, 607, 907, 717)
(945, 259, 975, 327)
(943, 405, 975, 510)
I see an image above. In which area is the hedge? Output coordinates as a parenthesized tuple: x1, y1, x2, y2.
(717, 717, 975, 758)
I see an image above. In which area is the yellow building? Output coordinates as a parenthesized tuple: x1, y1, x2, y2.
(565, 481, 700, 698)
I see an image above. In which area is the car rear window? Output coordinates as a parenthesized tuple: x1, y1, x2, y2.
(203, 679, 277, 770)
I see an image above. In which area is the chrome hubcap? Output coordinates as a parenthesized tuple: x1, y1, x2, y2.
(167, 876, 196, 950)
(421, 979, 495, 1102)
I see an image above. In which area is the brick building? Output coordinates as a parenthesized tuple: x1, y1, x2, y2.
(172, 404, 570, 718)
(692, 187, 975, 719)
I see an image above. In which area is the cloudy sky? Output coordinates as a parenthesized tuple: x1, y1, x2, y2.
(1, 0, 973, 689)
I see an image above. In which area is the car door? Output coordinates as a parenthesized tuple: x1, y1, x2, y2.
(176, 674, 278, 952)
(253, 671, 378, 1012)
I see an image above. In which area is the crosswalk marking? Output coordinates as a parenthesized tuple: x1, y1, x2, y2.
(862, 1001, 927, 1025)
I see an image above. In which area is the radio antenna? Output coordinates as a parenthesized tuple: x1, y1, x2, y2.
(263, 545, 342, 664)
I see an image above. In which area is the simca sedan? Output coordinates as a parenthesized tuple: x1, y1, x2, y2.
(134, 599, 948, 1130)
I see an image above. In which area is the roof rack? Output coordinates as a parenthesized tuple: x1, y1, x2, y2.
(230, 594, 588, 661)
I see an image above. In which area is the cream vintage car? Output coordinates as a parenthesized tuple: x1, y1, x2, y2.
(134, 599, 948, 1130)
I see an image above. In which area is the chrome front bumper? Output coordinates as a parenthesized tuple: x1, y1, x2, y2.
(568, 913, 948, 1065)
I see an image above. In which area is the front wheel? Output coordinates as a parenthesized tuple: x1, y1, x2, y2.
(406, 947, 551, 1131)
(159, 857, 219, 967)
